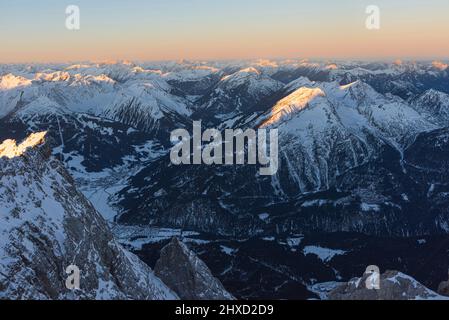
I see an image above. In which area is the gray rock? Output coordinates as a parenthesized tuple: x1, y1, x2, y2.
(0, 133, 177, 300)
(438, 281, 449, 297)
(437, 272, 449, 297)
(154, 237, 234, 300)
(328, 270, 447, 300)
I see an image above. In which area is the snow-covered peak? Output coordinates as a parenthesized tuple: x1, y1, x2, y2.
(0, 73, 32, 90)
(284, 76, 317, 92)
(0, 131, 47, 159)
(339, 80, 361, 90)
(0, 64, 192, 132)
(65, 64, 93, 71)
(35, 71, 71, 82)
(248, 60, 285, 75)
(71, 73, 116, 85)
(261, 87, 326, 127)
(325, 63, 338, 70)
(163, 65, 221, 82)
(411, 89, 449, 125)
(432, 61, 448, 71)
(221, 67, 261, 82)
(282, 80, 383, 110)
(252, 59, 279, 68)
(0, 136, 178, 300)
(216, 67, 283, 99)
(340, 80, 379, 99)
(417, 88, 449, 100)
(257, 79, 433, 152)
(297, 60, 322, 69)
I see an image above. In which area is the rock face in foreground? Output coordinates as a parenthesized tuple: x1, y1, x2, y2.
(154, 237, 234, 300)
(329, 270, 446, 300)
(437, 273, 449, 297)
(0, 133, 177, 300)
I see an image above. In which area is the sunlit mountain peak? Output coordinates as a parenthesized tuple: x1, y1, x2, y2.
(0, 132, 47, 159)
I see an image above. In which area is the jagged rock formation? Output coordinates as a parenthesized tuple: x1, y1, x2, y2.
(154, 237, 234, 300)
(194, 67, 284, 124)
(411, 89, 449, 125)
(328, 270, 447, 300)
(438, 272, 449, 297)
(0, 133, 177, 300)
(438, 282, 449, 297)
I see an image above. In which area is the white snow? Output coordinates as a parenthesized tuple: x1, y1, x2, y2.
(113, 225, 200, 250)
(0, 73, 32, 90)
(360, 203, 381, 212)
(0, 135, 177, 300)
(261, 87, 326, 128)
(0, 131, 47, 159)
(303, 246, 347, 262)
(308, 281, 344, 300)
(220, 245, 237, 256)
(432, 61, 448, 71)
(286, 237, 304, 248)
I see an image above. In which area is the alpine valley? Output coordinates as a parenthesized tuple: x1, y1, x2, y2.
(1, 59, 449, 300)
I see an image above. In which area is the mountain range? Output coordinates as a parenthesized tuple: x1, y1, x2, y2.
(1, 59, 449, 299)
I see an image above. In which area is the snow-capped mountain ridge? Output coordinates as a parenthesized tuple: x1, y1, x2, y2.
(0, 73, 32, 90)
(0, 131, 46, 158)
(0, 133, 177, 299)
(0, 69, 192, 139)
(194, 66, 284, 123)
(260, 87, 326, 127)
(2, 59, 449, 300)
(114, 68, 449, 239)
(411, 89, 449, 126)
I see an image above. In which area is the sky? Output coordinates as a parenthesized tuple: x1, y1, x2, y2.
(0, 0, 448, 63)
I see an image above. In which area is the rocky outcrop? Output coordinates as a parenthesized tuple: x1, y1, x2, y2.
(0, 133, 177, 300)
(437, 272, 449, 297)
(328, 270, 447, 300)
(438, 282, 449, 297)
(154, 237, 234, 300)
